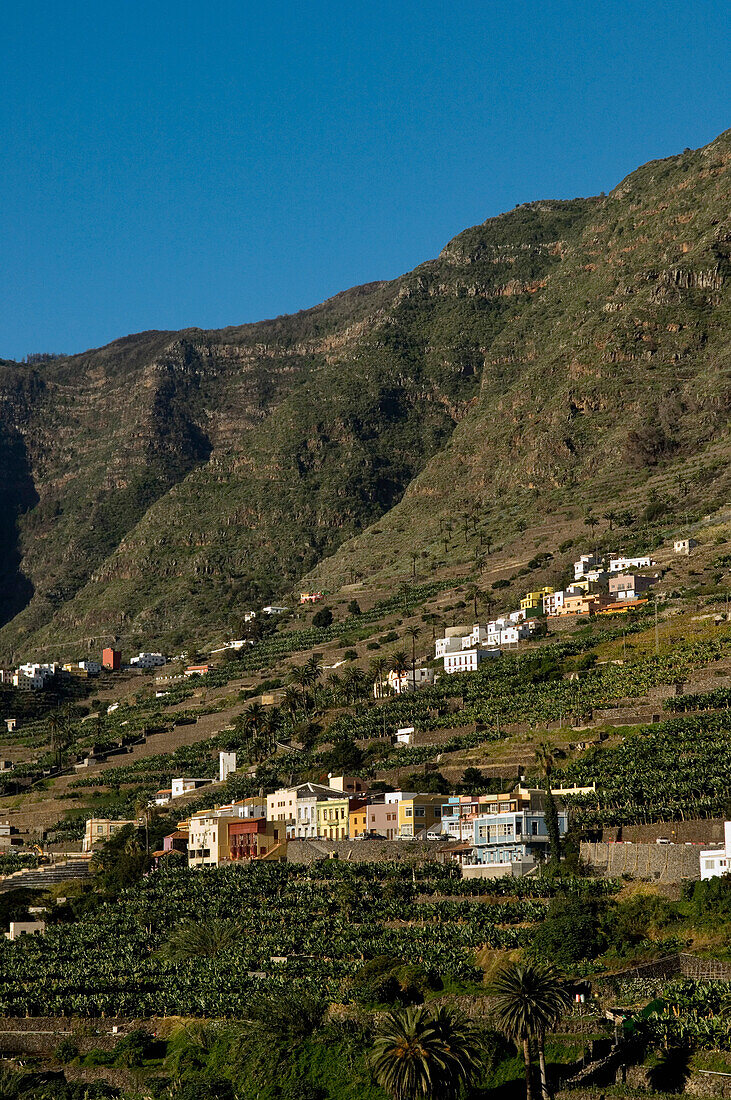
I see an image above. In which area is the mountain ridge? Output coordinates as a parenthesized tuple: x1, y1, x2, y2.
(0, 129, 729, 658)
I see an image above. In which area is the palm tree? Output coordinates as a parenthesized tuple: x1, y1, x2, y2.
(290, 663, 311, 707)
(262, 707, 282, 753)
(370, 655, 389, 700)
(283, 684, 302, 720)
(534, 741, 564, 866)
(491, 963, 570, 1100)
(405, 626, 421, 685)
(372, 1005, 484, 1100)
(48, 712, 70, 769)
(390, 650, 410, 676)
(160, 918, 239, 962)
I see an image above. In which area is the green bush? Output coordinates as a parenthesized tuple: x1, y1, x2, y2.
(54, 1036, 80, 1063)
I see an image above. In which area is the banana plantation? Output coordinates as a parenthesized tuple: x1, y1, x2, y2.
(0, 861, 614, 1018)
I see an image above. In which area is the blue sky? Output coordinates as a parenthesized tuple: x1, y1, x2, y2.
(1, 1, 729, 361)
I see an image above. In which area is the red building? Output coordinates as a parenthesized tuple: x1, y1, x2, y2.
(102, 648, 121, 671)
(228, 819, 284, 861)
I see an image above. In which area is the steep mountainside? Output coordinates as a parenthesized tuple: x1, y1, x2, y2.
(0, 129, 729, 657)
(305, 129, 731, 592)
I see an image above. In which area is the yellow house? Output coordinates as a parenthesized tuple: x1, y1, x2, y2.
(520, 587, 553, 617)
(349, 805, 368, 839)
(397, 795, 445, 838)
(317, 797, 349, 840)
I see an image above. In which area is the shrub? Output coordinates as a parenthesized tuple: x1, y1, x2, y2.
(55, 1037, 80, 1064)
(312, 608, 333, 628)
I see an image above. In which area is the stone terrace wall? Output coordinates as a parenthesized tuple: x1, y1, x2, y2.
(286, 839, 445, 864)
(581, 841, 702, 881)
(601, 818, 725, 845)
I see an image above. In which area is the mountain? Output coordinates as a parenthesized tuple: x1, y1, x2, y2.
(0, 129, 729, 658)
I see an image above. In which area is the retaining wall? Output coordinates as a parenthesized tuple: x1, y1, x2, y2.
(580, 840, 701, 881)
(285, 839, 446, 864)
(601, 818, 725, 845)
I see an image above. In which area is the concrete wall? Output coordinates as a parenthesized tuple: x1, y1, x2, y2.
(581, 841, 701, 881)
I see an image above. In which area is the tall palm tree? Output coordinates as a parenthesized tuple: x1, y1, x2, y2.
(372, 1005, 483, 1100)
(390, 650, 410, 677)
(283, 685, 301, 720)
(491, 963, 570, 1100)
(534, 742, 563, 866)
(262, 707, 282, 753)
(48, 712, 69, 769)
(289, 663, 311, 707)
(405, 626, 421, 687)
(370, 655, 389, 700)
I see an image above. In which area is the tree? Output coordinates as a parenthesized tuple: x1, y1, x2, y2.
(405, 626, 421, 680)
(372, 1005, 484, 1100)
(584, 513, 599, 537)
(491, 963, 570, 1100)
(48, 712, 71, 769)
(390, 650, 410, 677)
(91, 824, 150, 897)
(534, 742, 563, 867)
(370, 655, 389, 700)
(312, 607, 333, 628)
(348, 599, 361, 615)
(161, 918, 239, 962)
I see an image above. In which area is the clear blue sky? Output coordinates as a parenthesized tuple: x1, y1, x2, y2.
(1, 1, 729, 361)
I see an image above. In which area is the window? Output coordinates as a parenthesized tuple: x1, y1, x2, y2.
(405, 808, 413, 818)
(415, 807, 425, 818)
(531, 821, 538, 836)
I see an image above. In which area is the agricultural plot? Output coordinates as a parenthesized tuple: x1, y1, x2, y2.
(558, 711, 731, 826)
(0, 862, 615, 1018)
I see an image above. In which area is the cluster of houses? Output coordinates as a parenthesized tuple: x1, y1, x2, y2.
(0, 648, 170, 692)
(429, 551, 661, 678)
(83, 760, 593, 876)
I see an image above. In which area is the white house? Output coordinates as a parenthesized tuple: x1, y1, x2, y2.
(13, 670, 45, 690)
(444, 648, 499, 675)
(262, 605, 288, 615)
(674, 538, 698, 555)
(244, 611, 257, 623)
(219, 751, 237, 783)
(609, 555, 653, 573)
(130, 652, 166, 669)
(543, 591, 566, 616)
(435, 626, 471, 659)
(171, 777, 215, 800)
(574, 554, 601, 581)
(395, 726, 415, 745)
(5, 920, 45, 941)
(381, 667, 434, 696)
(700, 822, 731, 881)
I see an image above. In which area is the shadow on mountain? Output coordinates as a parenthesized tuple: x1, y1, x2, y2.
(0, 424, 38, 628)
